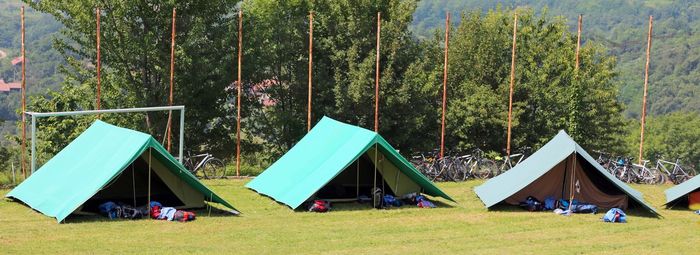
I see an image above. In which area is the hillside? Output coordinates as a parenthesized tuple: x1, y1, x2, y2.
(0, 0, 63, 142)
(412, 0, 700, 118)
(0, 1, 63, 119)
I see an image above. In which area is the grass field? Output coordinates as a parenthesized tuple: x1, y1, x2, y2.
(1, 179, 698, 254)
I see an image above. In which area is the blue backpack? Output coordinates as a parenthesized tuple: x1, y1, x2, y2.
(602, 208, 626, 223)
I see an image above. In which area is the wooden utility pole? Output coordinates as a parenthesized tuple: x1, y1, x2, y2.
(20, 6, 26, 178)
(506, 13, 518, 157)
(96, 7, 101, 111)
(166, 8, 176, 152)
(440, 13, 450, 159)
(307, 12, 313, 132)
(374, 12, 381, 132)
(575, 14, 582, 70)
(236, 10, 243, 177)
(639, 15, 653, 164)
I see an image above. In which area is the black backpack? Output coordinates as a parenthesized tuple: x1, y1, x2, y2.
(519, 196, 543, 211)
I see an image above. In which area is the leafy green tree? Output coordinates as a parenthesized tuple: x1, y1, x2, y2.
(626, 112, 700, 170)
(242, 0, 434, 156)
(414, 8, 626, 154)
(21, 0, 239, 160)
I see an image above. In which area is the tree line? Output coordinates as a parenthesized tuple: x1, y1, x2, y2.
(1, 0, 696, 177)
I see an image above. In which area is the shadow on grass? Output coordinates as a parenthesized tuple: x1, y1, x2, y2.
(293, 199, 454, 212)
(487, 203, 662, 218)
(64, 204, 239, 224)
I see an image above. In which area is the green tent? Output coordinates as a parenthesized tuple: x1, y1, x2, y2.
(664, 175, 700, 208)
(474, 130, 659, 216)
(246, 116, 453, 209)
(6, 120, 236, 223)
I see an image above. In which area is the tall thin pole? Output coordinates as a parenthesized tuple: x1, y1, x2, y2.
(440, 13, 450, 159)
(569, 14, 582, 139)
(20, 6, 26, 179)
(506, 13, 518, 157)
(236, 10, 243, 177)
(575, 14, 582, 71)
(307, 12, 313, 132)
(639, 15, 653, 164)
(167, 8, 176, 152)
(374, 12, 381, 132)
(96, 7, 101, 112)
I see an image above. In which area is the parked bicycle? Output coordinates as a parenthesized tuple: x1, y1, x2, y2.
(652, 157, 694, 185)
(485, 146, 531, 178)
(411, 148, 497, 182)
(613, 159, 661, 184)
(450, 149, 498, 181)
(182, 151, 226, 179)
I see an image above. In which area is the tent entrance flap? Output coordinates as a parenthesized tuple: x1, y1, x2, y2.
(316, 154, 394, 200)
(503, 154, 628, 209)
(366, 147, 421, 197)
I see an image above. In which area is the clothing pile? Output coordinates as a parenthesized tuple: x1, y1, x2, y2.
(98, 201, 146, 220)
(149, 201, 196, 222)
(602, 208, 627, 223)
(357, 191, 436, 209)
(519, 196, 598, 215)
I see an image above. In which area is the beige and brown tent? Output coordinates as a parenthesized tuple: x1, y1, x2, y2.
(474, 130, 659, 215)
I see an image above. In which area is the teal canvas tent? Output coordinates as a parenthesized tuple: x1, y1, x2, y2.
(474, 131, 659, 216)
(246, 116, 454, 209)
(664, 175, 700, 208)
(6, 120, 237, 223)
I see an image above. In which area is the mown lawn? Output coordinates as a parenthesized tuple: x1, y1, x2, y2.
(0, 179, 697, 254)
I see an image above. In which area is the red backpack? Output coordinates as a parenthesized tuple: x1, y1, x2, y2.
(309, 200, 330, 212)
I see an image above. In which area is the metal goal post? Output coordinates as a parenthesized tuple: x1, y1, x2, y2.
(24, 105, 185, 173)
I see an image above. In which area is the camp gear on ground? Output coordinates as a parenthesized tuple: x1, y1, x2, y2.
(553, 208, 571, 216)
(120, 205, 144, 219)
(5, 120, 237, 223)
(309, 200, 331, 213)
(417, 199, 436, 208)
(474, 130, 659, 216)
(544, 196, 557, 210)
(382, 194, 403, 207)
(570, 204, 598, 214)
(173, 210, 196, 222)
(519, 196, 544, 211)
(150, 205, 162, 219)
(415, 195, 436, 208)
(245, 116, 453, 210)
(158, 207, 177, 220)
(98, 202, 122, 219)
(602, 208, 627, 223)
(373, 188, 384, 209)
(98, 201, 143, 220)
(558, 198, 580, 209)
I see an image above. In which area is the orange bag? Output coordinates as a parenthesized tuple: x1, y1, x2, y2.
(688, 191, 700, 210)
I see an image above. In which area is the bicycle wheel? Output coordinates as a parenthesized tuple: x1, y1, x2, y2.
(477, 159, 498, 179)
(640, 169, 655, 185)
(202, 158, 226, 179)
(654, 171, 666, 185)
(674, 174, 690, 185)
(447, 161, 464, 182)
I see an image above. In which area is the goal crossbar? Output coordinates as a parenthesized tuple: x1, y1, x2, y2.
(24, 105, 185, 173)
